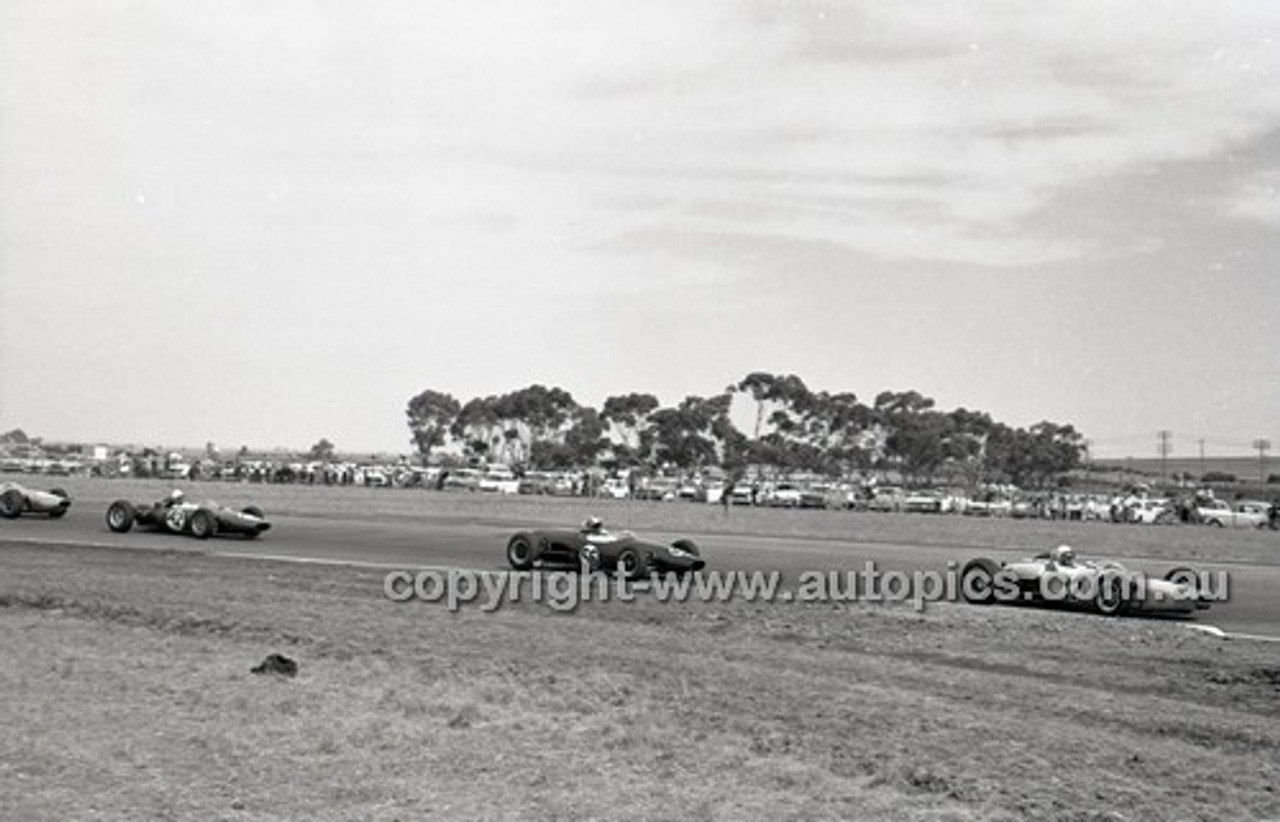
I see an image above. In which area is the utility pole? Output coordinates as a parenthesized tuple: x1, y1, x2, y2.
(1254, 438, 1271, 482)
(1198, 439, 1205, 479)
(1157, 430, 1172, 485)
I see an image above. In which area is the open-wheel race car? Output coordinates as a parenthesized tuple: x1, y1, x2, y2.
(960, 545, 1214, 616)
(506, 517, 705, 579)
(105, 490, 271, 540)
(0, 481, 72, 519)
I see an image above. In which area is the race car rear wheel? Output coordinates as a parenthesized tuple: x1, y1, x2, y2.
(0, 488, 24, 518)
(506, 535, 536, 571)
(960, 558, 1001, 605)
(189, 510, 216, 540)
(616, 546, 648, 581)
(106, 501, 135, 533)
(1164, 566, 1208, 607)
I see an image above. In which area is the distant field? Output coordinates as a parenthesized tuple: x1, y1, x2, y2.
(1095, 455, 1277, 482)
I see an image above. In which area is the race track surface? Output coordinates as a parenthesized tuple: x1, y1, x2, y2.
(3, 503, 1277, 638)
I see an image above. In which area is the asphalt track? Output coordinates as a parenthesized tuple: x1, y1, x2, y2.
(2, 507, 1278, 639)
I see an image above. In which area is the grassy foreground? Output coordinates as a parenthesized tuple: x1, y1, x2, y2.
(1, 538, 1277, 821)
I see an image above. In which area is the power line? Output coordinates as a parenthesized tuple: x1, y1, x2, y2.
(1254, 438, 1272, 482)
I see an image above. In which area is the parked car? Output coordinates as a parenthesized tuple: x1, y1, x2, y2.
(478, 465, 520, 494)
(633, 478, 678, 502)
(1197, 499, 1272, 529)
(1128, 498, 1177, 525)
(761, 483, 802, 508)
(798, 485, 833, 509)
(867, 487, 905, 513)
(903, 491, 945, 514)
(599, 477, 631, 499)
(441, 468, 482, 492)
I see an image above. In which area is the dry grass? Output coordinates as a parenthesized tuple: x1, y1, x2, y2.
(0, 540, 1277, 822)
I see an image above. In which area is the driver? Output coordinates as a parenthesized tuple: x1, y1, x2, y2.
(164, 489, 186, 507)
(1049, 544, 1077, 567)
(580, 515, 616, 542)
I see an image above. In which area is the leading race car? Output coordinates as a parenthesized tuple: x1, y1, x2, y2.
(960, 545, 1214, 616)
(506, 517, 705, 579)
(105, 490, 271, 539)
(0, 481, 72, 519)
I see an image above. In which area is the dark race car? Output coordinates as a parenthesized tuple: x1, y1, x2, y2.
(105, 490, 270, 540)
(0, 481, 71, 519)
(506, 519, 704, 579)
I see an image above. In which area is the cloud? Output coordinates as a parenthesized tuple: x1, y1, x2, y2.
(1227, 171, 1280, 226)
(540, 2, 1280, 266)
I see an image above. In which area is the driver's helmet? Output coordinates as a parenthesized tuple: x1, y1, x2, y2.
(1050, 544, 1075, 566)
(581, 516, 604, 534)
(167, 489, 185, 506)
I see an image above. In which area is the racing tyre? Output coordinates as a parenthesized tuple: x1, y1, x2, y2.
(48, 488, 69, 518)
(671, 538, 700, 556)
(578, 544, 602, 573)
(1094, 572, 1127, 616)
(960, 558, 1001, 605)
(106, 501, 135, 533)
(1164, 566, 1210, 608)
(506, 535, 536, 571)
(189, 510, 216, 540)
(615, 546, 648, 581)
(0, 488, 24, 519)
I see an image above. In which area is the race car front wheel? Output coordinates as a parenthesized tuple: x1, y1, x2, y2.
(189, 510, 216, 540)
(616, 547, 648, 581)
(0, 489, 24, 518)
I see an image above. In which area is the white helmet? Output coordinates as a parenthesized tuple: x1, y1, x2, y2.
(582, 516, 603, 533)
(1051, 544, 1075, 565)
(168, 489, 185, 504)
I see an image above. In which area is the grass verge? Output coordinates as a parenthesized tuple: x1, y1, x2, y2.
(0, 541, 1277, 821)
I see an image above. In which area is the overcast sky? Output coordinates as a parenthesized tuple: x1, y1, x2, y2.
(2, 1, 1278, 459)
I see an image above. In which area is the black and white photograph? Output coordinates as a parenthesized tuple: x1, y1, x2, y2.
(2, 2, 1278, 820)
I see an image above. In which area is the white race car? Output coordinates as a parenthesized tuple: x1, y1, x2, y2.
(0, 481, 71, 519)
(960, 546, 1214, 616)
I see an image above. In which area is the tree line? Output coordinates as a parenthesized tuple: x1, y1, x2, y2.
(405, 373, 1086, 488)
